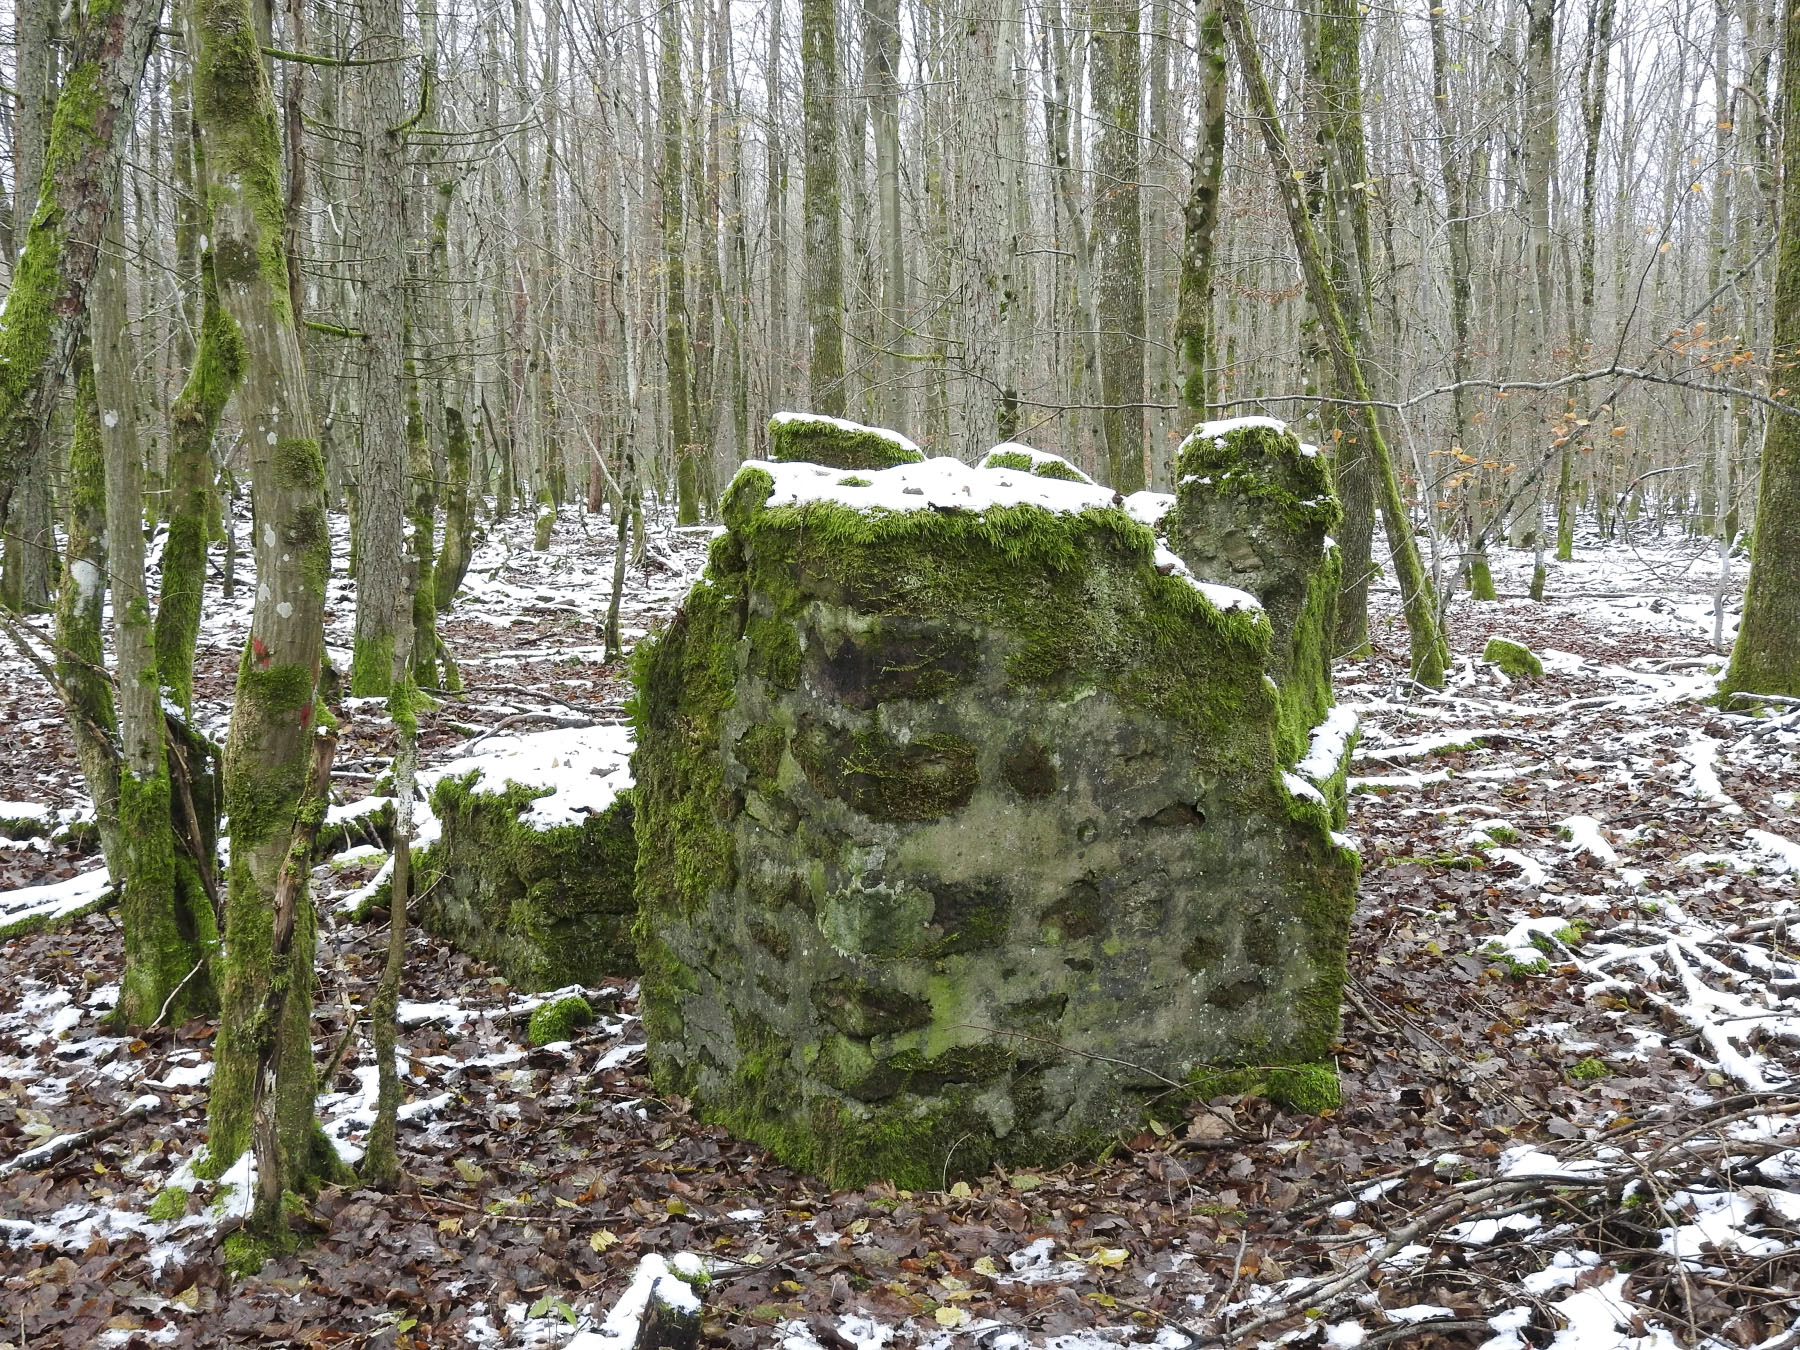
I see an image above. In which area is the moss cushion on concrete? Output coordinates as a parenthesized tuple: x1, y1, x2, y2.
(630, 454, 1360, 1190)
(415, 724, 638, 990)
(979, 443, 1095, 484)
(767, 412, 925, 470)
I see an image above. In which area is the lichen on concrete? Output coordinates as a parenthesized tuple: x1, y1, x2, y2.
(631, 454, 1359, 1191)
(767, 412, 925, 469)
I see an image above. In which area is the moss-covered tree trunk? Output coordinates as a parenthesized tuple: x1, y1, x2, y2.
(95, 209, 219, 1027)
(1722, 0, 1800, 701)
(349, 0, 411, 697)
(801, 0, 847, 418)
(1305, 0, 1378, 654)
(1090, 0, 1146, 493)
(0, 0, 163, 528)
(1222, 0, 1448, 687)
(54, 345, 124, 873)
(158, 261, 242, 714)
(3, 0, 61, 615)
(186, 0, 338, 1205)
(1175, 0, 1226, 426)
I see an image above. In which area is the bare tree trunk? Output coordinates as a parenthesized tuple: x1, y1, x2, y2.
(662, 2, 699, 522)
(349, 0, 413, 696)
(866, 0, 907, 430)
(802, 0, 847, 415)
(1090, 0, 1146, 492)
(1175, 0, 1226, 424)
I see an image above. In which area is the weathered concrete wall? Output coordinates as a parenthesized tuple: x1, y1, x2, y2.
(630, 452, 1359, 1189)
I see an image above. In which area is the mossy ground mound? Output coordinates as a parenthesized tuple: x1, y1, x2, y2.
(631, 455, 1359, 1191)
(1483, 637, 1544, 679)
(767, 413, 925, 470)
(413, 728, 638, 990)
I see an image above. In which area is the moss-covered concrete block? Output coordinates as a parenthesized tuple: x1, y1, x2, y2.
(768, 412, 925, 470)
(1166, 418, 1344, 770)
(415, 726, 638, 990)
(980, 443, 1094, 484)
(1483, 637, 1544, 679)
(630, 455, 1360, 1191)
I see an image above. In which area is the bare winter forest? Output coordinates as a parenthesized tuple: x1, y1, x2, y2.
(2, 0, 1800, 1345)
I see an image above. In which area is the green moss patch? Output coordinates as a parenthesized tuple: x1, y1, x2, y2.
(413, 771, 639, 990)
(980, 446, 1094, 484)
(1166, 419, 1342, 770)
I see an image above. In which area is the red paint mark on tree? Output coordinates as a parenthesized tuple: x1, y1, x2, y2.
(252, 636, 271, 668)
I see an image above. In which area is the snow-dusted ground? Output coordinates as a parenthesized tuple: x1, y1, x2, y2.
(2, 499, 1797, 1349)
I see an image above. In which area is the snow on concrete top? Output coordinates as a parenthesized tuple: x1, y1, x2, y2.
(1121, 490, 1175, 530)
(744, 454, 1120, 518)
(979, 443, 1096, 484)
(419, 721, 634, 830)
(1192, 415, 1290, 442)
(768, 411, 921, 455)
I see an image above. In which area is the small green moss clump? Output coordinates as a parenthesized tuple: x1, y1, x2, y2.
(767, 413, 925, 469)
(1189, 1063, 1341, 1113)
(528, 994, 595, 1046)
(1483, 637, 1544, 679)
(1568, 1056, 1610, 1083)
(148, 1185, 190, 1222)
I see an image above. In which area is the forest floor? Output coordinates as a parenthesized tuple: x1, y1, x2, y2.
(1, 499, 1797, 1350)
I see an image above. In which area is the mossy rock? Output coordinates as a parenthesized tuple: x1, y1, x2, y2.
(1482, 637, 1544, 679)
(980, 444, 1094, 484)
(767, 412, 925, 470)
(629, 456, 1360, 1191)
(1165, 418, 1342, 772)
(414, 772, 638, 990)
(528, 994, 596, 1046)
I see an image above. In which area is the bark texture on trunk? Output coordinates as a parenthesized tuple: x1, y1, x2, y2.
(186, 0, 338, 1217)
(1723, 0, 1800, 700)
(0, 0, 164, 527)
